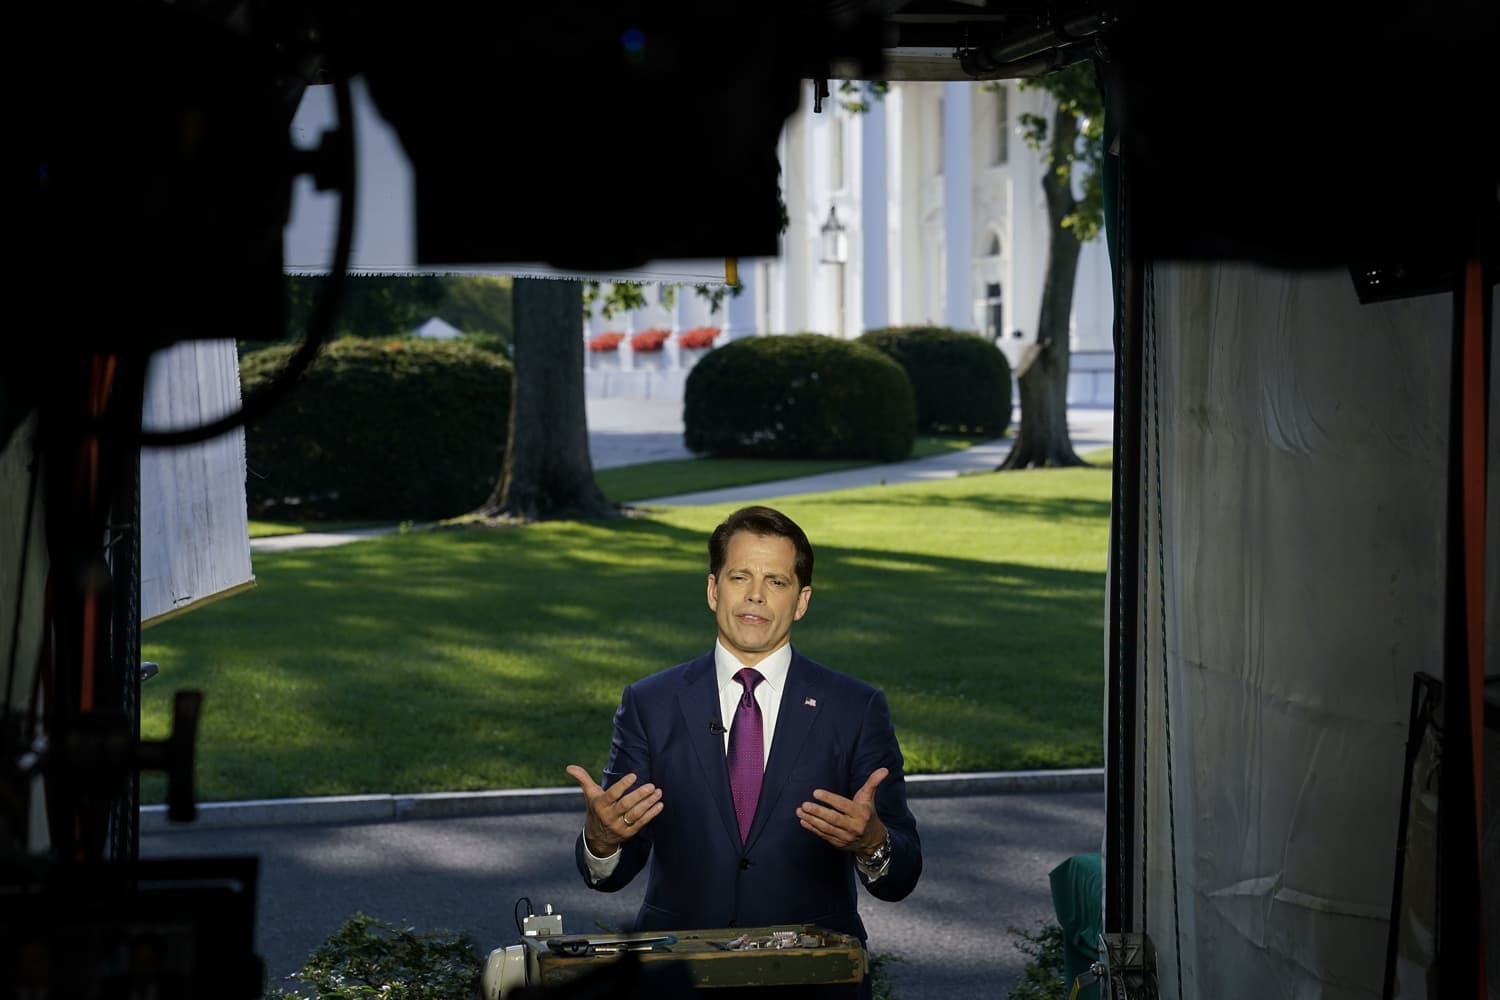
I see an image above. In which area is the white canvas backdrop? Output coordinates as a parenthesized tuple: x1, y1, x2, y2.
(1123, 263, 1497, 999)
(140, 339, 254, 626)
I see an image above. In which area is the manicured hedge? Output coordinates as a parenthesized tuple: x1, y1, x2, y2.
(241, 338, 512, 520)
(859, 326, 1012, 436)
(684, 333, 916, 461)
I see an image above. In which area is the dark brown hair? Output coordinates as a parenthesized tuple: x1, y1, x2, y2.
(708, 506, 814, 588)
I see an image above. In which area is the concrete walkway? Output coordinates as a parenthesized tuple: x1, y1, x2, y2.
(251, 402, 1114, 551)
(143, 789, 1107, 999)
(631, 404, 1114, 507)
(251, 523, 407, 552)
(140, 768, 1104, 834)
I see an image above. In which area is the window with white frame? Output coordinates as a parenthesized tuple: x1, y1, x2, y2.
(978, 233, 1003, 341)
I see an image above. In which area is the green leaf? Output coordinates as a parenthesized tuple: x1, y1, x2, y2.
(836, 80, 889, 115)
(1019, 60, 1105, 244)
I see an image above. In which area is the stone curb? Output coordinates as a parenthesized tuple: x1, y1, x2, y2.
(139, 769, 1104, 834)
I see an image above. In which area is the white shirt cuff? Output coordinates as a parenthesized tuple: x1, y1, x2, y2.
(582, 831, 622, 882)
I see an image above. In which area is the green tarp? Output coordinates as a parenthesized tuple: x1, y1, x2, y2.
(1049, 852, 1103, 1000)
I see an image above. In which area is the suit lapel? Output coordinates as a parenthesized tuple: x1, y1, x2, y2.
(677, 654, 742, 852)
(746, 650, 822, 849)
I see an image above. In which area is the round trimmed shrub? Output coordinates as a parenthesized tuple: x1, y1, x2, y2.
(684, 333, 916, 461)
(858, 326, 1012, 436)
(241, 337, 512, 520)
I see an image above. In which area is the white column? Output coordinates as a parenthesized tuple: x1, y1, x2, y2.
(755, 259, 772, 336)
(666, 286, 683, 368)
(1008, 86, 1049, 343)
(861, 97, 889, 332)
(943, 82, 973, 331)
(726, 261, 757, 339)
(891, 84, 922, 325)
(782, 91, 810, 333)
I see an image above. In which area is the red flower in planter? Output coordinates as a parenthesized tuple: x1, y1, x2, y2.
(678, 327, 720, 350)
(588, 331, 625, 352)
(631, 328, 671, 352)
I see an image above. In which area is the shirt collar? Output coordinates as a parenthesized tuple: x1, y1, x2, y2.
(714, 639, 793, 694)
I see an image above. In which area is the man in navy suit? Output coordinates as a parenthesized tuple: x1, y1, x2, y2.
(567, 506, 922, 998)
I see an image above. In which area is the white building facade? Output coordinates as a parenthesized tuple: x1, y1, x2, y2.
(584, 80, 1115, 407)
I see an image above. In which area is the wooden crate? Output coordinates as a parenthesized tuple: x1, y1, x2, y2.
(531, 924, 865, 990)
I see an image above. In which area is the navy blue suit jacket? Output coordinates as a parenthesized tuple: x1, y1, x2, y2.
(575, 648, 922, 944)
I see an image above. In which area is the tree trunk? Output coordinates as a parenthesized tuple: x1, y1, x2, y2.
(1000, 103, 1087, 470)
(474, 278, 616, 521)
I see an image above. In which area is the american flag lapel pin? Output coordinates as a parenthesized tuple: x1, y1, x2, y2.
(804, 697, 817, 708)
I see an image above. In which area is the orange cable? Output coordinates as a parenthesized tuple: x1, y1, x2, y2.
(1460, 260, 1484, 831)
(77, 354, 117, 714)
(1459, 258, 1487, 998)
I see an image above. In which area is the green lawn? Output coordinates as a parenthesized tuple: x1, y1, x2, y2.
(595, 434, 979, 503)
(143, 461, 1109, 803)
(248, 520, 385, 539)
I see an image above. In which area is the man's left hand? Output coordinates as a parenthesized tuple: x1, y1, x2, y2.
(797, 767, 889, 856)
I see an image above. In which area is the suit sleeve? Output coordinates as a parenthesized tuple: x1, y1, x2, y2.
(854, 687, 923, 902)
(574, 683, 655, 892)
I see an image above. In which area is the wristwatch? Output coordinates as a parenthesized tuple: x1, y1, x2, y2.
(856, 832, 892, 875)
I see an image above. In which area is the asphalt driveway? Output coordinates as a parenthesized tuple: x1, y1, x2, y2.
(142, 790, 1104, 999)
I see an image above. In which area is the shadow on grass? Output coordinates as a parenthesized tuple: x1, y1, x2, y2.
(143, 508, 1104, 801)
(792, 488, 1111, 525)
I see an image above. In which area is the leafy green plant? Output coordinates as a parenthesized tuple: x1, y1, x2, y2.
(455, 331, 510, 360)
(859, 326, 1012, 437)
(439, 276, 513, 346)
(285, 275, 448, 341)
(1008, 923, 1069, 1000)
(264, 913, 481, 1000)
(241, 338, 511, 521)
(684, 333, 917, 462)
(869, 950, 905, 1000)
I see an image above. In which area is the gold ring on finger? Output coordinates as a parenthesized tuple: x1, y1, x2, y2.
(624, 817, 633, 826)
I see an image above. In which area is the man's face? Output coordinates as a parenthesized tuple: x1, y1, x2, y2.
(707, 531, 812, 666)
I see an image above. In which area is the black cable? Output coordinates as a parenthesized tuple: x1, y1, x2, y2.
(514, 896, 533, 936)
(1146, 261, 1184, 1000)
(135, 70, 357, 448)
(1105, 72, 1143, 934)
(2, 441, 42, 734)
(1139, 261, 1151, 940)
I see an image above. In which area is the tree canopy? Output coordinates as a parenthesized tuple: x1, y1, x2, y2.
(280, 274, 513, 346)
(1016, 62, 1105, 243)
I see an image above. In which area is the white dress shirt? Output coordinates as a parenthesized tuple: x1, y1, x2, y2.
(714, 638, 790, 763)
(582, 640, 789, 880)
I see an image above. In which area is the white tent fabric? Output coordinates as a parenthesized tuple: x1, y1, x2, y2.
(140, 339, 254, 626)
(1128, 263, 1497, 999)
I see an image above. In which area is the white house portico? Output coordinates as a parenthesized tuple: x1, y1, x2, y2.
(584, 80, 1114, 408)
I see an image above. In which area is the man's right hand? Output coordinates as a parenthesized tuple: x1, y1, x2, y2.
(566, 765, 665, 858)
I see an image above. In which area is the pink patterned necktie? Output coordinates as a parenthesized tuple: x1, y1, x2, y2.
(727, 667, 765, 844)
